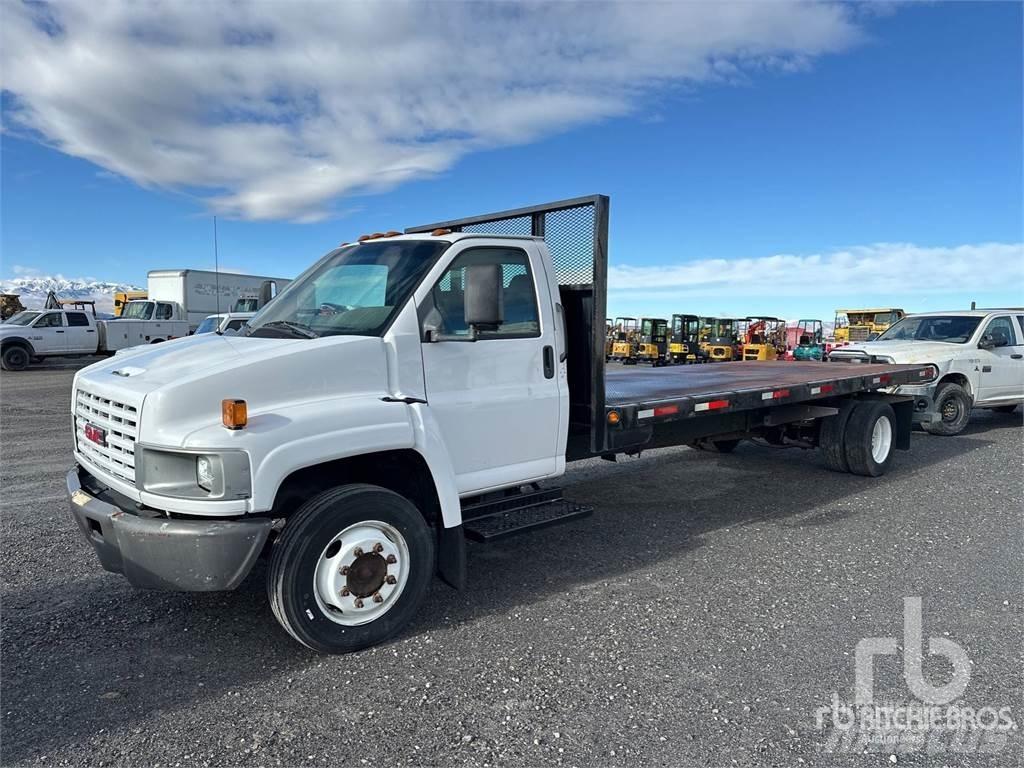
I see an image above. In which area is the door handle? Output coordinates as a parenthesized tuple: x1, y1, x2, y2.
(55, 330, 65, 333)
(542, 345, 555, 379)
(1012, 354, 1023, 359)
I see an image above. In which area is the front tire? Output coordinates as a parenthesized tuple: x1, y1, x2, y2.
(844, 401, 897, 477)
(922, 383, 972, 436)
(267, 484, 434, 654)
(1, 345, 30, 371)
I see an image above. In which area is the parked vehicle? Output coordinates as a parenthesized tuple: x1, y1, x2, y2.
(833, 308, 906, 345)
(195, 312, 255, 335)
(668, 313, 704, 364)
(113, 290, 147, 317)
(607, 316, 638, 362)
(792, 320, 827, 361)
(0, 306, 188, 370)
(702, 317, 742, 362)
(828, 310, 1024, 435)
(634, 317, 669, 365)
(66, 195, 933, 653)
(121, 269, 290, 333)
(742, 316, 786, 361)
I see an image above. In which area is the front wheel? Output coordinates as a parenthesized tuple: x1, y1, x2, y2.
(1, 345, 30, 371)
(922, 383, 972, 436)
(267, 484, 434, 653)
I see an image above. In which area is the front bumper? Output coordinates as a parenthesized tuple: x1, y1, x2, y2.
(67, 465, 272, 591)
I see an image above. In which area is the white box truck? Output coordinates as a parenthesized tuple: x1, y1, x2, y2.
(121, 270, 291, 332)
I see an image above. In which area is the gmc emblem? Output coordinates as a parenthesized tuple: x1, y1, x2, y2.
(84, 423, 107, 447)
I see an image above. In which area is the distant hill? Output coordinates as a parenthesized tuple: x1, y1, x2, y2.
(0, 276, 142, 316)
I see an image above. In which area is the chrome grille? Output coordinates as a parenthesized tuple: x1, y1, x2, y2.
(75, 387, 138, 484)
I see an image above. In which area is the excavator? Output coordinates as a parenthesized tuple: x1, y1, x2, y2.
(607, 316, 639, 363)
(702, 317, 742, 362)
(668, 314, 704, 364)
(634, 317, 669, 365)
(742, 316, 787, 361)
(792, 319, 826, 361)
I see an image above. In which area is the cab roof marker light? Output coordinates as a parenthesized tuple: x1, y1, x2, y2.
(222, 399, 247, 430)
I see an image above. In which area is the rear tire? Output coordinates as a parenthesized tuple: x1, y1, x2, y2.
(844, 401, 897, 477)
(819, 399, 858, 473)
(922, 383, 972, 436)
(267, 484, 434, 654)
(1, 345, 30, 371)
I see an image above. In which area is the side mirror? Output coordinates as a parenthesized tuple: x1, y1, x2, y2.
(258, 280, 275, 307)
(464, 264, 503, 332)
(979, 333, 1007, 350)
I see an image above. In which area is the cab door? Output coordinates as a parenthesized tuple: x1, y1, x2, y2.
(976, 315, 1024, 403)
(64, 312, 97, 352)
(30, 312, 67, 354)
(418, 241, 562, 494)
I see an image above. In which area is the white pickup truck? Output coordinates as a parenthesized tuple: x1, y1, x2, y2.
(65, 196, 934, 653)
(0, 308, 188, 370)
(828, 310, 1024, 434)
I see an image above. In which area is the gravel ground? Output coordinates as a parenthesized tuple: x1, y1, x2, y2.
(2, 365, 1021, 767)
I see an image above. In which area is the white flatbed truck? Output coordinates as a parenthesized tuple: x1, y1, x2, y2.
(65, 196, 935, 653)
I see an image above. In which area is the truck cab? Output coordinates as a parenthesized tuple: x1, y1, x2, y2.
(1, 309, 98, 369)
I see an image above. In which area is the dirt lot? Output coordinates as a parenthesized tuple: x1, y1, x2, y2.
(2, 365, 1021, 766)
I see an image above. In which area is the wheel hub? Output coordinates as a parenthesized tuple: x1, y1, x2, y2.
(941, 398, 960, 422)
(313, 521, 409, 626)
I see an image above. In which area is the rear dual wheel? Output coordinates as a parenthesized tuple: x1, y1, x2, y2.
(268, 484, 434, 654)
(820, 400, 896, 477)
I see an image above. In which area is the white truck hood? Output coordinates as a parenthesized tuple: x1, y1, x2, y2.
(74, 332, 391, 447)
(831, 339, 960, 363)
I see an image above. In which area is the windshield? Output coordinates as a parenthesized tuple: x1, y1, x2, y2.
(195, 316, 221, 334)
(122, 301, 154, 320)
(876, 315, 981, 344)
(874, 312, 899, 325)
(247, 239, 450, 339)
(4, 311, 40, 326)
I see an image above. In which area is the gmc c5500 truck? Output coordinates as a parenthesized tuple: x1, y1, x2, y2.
(67, 196, 935, 653)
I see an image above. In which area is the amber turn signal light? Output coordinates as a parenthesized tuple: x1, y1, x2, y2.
(607, 410, 620, 425)
(222, 399, 247, 430)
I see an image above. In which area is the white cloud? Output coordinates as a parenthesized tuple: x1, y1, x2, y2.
(608, 242, 1024, 299)
(0, 1, 864, 221)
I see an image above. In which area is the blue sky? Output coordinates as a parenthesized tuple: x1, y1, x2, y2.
(1, 1, 1021, 321)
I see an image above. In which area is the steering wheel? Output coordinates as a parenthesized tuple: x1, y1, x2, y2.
(318, 302, 352, 316)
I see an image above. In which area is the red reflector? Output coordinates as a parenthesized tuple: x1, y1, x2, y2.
(708, 399, 729, 410)
(654, 404, 679, 417)
(879, 374, 892, 384)
(820, 384, 834, 393)
(774, 389, 790, 399)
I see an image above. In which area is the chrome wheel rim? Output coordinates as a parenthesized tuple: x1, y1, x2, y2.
(313, 520, 410, 626)
(871, 416, 893, 464)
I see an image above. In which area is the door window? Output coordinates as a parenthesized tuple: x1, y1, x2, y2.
(66, 312, 89, 327)
(35, 313, 64, 328)
(983, 316, 1017, 347)
(226, 319, 247, 331)
(427, 247, 540, 338)
(155, 303, 174, 320)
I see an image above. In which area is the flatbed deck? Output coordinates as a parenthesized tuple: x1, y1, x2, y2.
(605, 360, 933, 424)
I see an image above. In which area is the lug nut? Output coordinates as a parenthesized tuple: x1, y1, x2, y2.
(385, 575, 397, 585)
(372, 592, 383, 603)
(340, 565, 349, 575)
(372, 543, 383, 553)
(340, 586, 350, 596)
(385, 554, 397, 564)
(354, 598, 364, 608)
(353, 547, 364, 557)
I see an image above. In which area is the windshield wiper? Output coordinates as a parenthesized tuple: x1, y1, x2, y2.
(252, 320, 319, 339)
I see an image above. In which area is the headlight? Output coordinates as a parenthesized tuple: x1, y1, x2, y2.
(196, 455, 216, 491)
(136, 446, 251, 500)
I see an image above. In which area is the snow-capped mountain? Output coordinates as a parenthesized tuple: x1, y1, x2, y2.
(0, 275, 142, 316)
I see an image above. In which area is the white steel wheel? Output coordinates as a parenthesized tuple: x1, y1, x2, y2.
(870, 414, 893, 464)
(314, 520, 410, 626)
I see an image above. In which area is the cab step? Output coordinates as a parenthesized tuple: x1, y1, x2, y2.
(461, 488, 593, 542)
